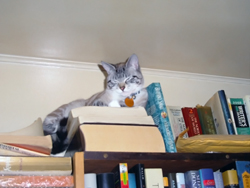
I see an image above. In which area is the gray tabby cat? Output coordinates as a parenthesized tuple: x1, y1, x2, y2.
(43, 54, 148, 154)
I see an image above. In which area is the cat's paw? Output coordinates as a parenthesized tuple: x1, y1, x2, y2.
(43, 116, 60, 135)
(93, 100, 108, 106)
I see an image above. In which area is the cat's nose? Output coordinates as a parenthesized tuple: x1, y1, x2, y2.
(120, 86, 125, 91)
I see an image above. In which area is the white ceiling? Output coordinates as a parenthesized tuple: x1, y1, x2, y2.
(0, 1, 249, 78)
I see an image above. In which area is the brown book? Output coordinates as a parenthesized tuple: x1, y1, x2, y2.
(0, 155, 72, 175)
(79, 123, 165, 153)
(0, 175, 74, 187)
(73, 152, 85, 188)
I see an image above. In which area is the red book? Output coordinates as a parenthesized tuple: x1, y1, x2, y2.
(181, 107, 203, 137)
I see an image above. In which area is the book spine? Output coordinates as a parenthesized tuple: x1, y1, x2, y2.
(128, 173, 137, 188)
(213, 171, 224, 188)
(227, 98, 238, 135)
(0, 143, 48, 157)
(182, 108, 195, 137)
(85, 173, 97, 188)
(197, 107, 217, 134)
(218, 90, 235, 134)
(235, 161, 250, 188)
(129, 164, 146, 188)
(199, 168, 215, 188)
(97, 173, 115, 188)
(146, 83, 176, 153)
(113, 163, 129, 188)
(176, 173, 185, 188)
(168, 173, 177, 188)
(0, 175, 74, 187)
(184, 170, 200, 188)
(182, 108, 202, 136)
(222, 170, 239, 188)
(243, 95, 250, 126)
(230, 98, 250, 135)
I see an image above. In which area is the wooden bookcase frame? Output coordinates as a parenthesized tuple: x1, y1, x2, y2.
(73, 151, 250, 188)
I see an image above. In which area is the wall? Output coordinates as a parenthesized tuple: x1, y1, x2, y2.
(1, 54, 250, 132)
(0, 1, 250, 78)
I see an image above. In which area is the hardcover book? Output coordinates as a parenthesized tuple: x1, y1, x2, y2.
(97, 173, 115, 188)
(230, 98, 250, 135)
(168, 173, 177, 188)
(112, 163, 129, 188)
(167, 105, 188, 139)
(243, 95, 250, 125)
(176, 172, 185, 188)
(181, 107, 202, 137)
(184, 170, 201, 188)
(145, 168, 164, 188)
(128, 173, 137, 188)
(129, 163, 146, 188)
(220, 161, 250, 188)
(146, 82, 177, 153)
(0, 155, 72, 175)
(199, 168, 215, 188)
(213, 171, 224, 188)
(196, 106, 217, 134)
(204, 90, 235, 134)
(222, 170, 239, 188)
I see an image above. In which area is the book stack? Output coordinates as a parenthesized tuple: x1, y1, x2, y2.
(64, 106, 166, 155)
(0, 119, 74, 187)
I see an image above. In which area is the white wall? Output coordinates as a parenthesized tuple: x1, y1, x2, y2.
(0, 54, 250, 132)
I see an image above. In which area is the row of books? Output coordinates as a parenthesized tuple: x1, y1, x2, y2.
(145, 83, 250, 153)
(0, 155, 74, 187)
(82, 160, 250, 188)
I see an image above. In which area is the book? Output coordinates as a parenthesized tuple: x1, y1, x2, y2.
(79, 123, 165, 153)
(145, 82, 177, 153)
(129, 163, 146, 188)
(199, 168, 215, 188)
(85, 173, 97, 188)
(0, 155, 72, 175)
(0, 143, 49, 156)
(145, 168, 164, 188)
(220, 161, 250, 188)
(222, 170, 239, 188)
(229, 98, 250, 135)
(181, 107, 202, 137)
(166, 105, 188, 139)
(164, 177, 169, 188)
(97, 173, 115, 188)
(168, 173, 177, 188)
(184, 170, 201, 188)
(73, 152, 85, 188)
(243, 95, 250, 125)
(63, 106, 156, 155)
(0, 147, 27, 156)
(129, 173, 137, 188)
(0, 175, 74, 187)
(0, 117, 44, 136)
(176, 172, 185, 188)
(204, 90, 235, 134)
(112, 163, 129, 188)
(196, 106, 217, 134)
(0, 134, 52, 155)
(213, 171, 224, 188)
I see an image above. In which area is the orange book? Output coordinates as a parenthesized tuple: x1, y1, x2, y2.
(0, 175, 74, 187)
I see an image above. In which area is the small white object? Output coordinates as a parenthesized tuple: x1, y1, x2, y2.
(108, 100, 121, 107)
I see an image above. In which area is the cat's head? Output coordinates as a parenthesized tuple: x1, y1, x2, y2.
(101, 54, 144, 96)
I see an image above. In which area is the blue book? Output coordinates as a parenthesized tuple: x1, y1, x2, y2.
(145, 83, 177, 153)
(129, 173, 137, 188)
(220, 161, 250, 188)
(213, 171, 224, 188)
(184, 170, 201, 188)
(199, 168, 215, 188)
(218, 90, 235, 134)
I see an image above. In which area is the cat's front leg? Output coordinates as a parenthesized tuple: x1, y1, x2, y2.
(92, 100, 108, 106)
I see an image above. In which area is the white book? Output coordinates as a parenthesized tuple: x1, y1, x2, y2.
(167, 106, 188, 139)
(176, 172, 185, 188)
(145, 168, 164, 188)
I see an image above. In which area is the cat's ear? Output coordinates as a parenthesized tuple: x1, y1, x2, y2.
(101, 61, 116, 74)
(126, 54, 140, 70)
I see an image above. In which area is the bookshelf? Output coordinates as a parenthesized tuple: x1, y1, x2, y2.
(73, 151, 250, 187)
